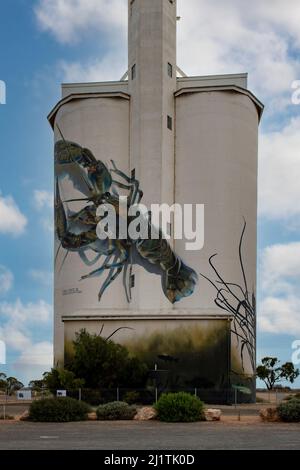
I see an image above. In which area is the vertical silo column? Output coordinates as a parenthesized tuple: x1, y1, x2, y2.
(128, 0, 177, 309)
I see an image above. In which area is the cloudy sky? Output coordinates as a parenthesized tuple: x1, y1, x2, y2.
(0, 0, 300, 386)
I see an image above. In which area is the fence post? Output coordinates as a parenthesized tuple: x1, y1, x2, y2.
(155, 388, 158, 404)
(117, 387, 119, 402)
(3, 393, 7, 420)
(79, 388, 81, 401)
(194, 388, 197, 397)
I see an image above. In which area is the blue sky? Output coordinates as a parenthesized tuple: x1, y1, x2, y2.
(0, 0, 300, 387)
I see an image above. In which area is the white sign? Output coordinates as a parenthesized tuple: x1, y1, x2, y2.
(17, 390, 32, 400)
(56, 390, 67, 397)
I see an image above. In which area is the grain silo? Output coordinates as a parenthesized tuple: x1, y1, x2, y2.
(49, 0, 263, 402)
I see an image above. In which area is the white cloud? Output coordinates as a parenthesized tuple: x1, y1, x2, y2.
(0, 325, 31, 352)
(257, 0, 300, 48)
(0, 266, 13, 295)
(0, 299, 53, 372)
(41, 217, 54, 233)
(33, 190, 54, 233)
(176, 0, 300, 109)
(0, 299, 52, 327)
(35, 0, 127, 44)
(259, 242, 300, 335)
(260, 242, 300, 292)
(33, 190, 53, 210)
(258, 117, 300, 220)
(29, 269, 53, 287)
(17, 341, 53, 366)
(0, 193, 27, 236)
(259, 295, 300, 336)
(59, 54, 127, 83)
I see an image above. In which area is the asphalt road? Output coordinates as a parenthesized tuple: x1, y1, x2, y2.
(0, 421, 300, 450)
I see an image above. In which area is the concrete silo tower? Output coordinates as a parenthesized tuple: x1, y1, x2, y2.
(49, 0, 263, 401)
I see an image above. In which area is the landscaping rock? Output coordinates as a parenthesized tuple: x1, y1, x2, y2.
(134, 406, 157, 421)
(259, 407, 280, 422)
(204, 408, 222, 421)
(88, 412, 97, 421)
(17, 410, 29, 421)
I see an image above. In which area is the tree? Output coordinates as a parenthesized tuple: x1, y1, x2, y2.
(280, 362, 300, 384)
(28, 379, 46, 392)
(68, 329, 148, 389)
(42, 368, 85, 394)
(256, 357, 300, 390)
(0, 375, 24, 395)
(0, 372, 7, 391)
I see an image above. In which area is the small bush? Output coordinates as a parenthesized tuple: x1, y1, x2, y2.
(0, 414, 14, 420)
(29, 397, 90, 422)
(284, 392, 300, 401)
(123, 391, 140, 405)
(155, 392, 204, 422)
(256, 396, 267, 403)
(277, 399, 300, 422)
(96, 401, 137, 420)
(81, 389, 103, 406)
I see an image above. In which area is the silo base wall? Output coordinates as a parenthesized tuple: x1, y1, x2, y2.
(62, 316, 254, 404)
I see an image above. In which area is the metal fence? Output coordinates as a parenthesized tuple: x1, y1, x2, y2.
(77, 387, 257, 405)
(2, 387, 255, 405)
(1, 387, 294, 412)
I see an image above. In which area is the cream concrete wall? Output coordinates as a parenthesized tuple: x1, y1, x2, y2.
(54, 96, 130, 364)
(174, 90, 258, 312)
(177, 73, 248, 90)
(61, 81, 128, 98)
(64, 316, 230, 346)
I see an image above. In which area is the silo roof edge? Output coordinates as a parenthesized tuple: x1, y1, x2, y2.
(175, 84, 264, 121)
(47, 91, 131, 129)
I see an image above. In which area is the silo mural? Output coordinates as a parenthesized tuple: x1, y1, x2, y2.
(55, 138, 198, 304)
(50, 0, 263, 402)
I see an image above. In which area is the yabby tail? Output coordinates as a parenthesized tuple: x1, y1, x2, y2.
(135, 236, 198, 304)
(165, 258, 198, 304)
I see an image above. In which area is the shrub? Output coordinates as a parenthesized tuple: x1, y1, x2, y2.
(81, 389, 103, 406)
(29, 397, 90, 422)
(96, 401, 137, 420)
(0, 414, 14, 420)
(42, 368, 84, 394)
(155, 392, 204, 422)
(69, 330, 148, 389)
(284, 392, 300, 401)
(277, 399, 300, 422)
(256, 396, 267, 403)
(123, 391, 140, 405)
